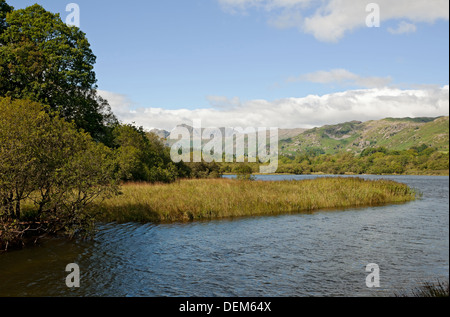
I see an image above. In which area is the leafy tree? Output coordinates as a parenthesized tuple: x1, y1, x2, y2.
(188, 161, 222, 179)
(0, 0, 13, 36)
(305, 147, 325, 157)
(360, 147, 387, 157)
(0, 97, 118, 238)
(265, 144, 448, 176)
(233, 164, 255, 180)
(113, 124, 153, 181)
(0, 3, 116, 143)
(0, 98, 40, 219)
(427, 152, 449, 171)
(411, 143, 429, 154)
(113, 124, 187, 183)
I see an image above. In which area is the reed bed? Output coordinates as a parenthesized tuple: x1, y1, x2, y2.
(395, 280, 449, 297)
(93, 177, 416, 223)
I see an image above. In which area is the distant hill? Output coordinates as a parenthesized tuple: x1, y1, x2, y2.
(149, 116, 449, 155)
(280, 116, 449, 155)
(150, 128, 170, 140)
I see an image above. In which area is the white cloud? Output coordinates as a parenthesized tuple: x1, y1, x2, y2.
(289, 69, 392, 88)
(388, 21, 417, 34)
(99, 86, 449, 131)
(97, 90, 137, 122)
(206, 95, 242, 109)
(218, 0, 449, 42)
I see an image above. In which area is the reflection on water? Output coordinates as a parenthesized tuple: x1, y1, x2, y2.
(0, 175, 448, 297)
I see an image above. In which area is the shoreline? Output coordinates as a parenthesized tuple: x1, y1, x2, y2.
(222, 171, 449, 176)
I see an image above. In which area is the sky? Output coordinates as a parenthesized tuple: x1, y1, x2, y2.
(7, 0, 450, 130)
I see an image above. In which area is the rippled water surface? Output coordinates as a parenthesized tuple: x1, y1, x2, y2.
(0, 175, 448, 297)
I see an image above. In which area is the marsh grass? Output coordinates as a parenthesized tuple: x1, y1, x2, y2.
(395, 280, 449, 297)
(93, 177, 416, 223)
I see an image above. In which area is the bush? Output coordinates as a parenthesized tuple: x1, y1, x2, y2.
(0, 98, 119, 249)
(113, 124, 187, 183)
(187, 161, 222, 179)
(233, 164, 255, 180)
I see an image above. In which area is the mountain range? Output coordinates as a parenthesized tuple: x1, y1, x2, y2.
(150, 116, 449, 155)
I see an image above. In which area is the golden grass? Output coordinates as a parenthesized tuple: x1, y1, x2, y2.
(93, 177, 417, 223)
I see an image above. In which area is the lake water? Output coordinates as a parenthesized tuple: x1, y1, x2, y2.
(0, 175, 448, 297)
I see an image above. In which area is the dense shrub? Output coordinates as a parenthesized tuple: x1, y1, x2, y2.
(0, 98, 118, 250)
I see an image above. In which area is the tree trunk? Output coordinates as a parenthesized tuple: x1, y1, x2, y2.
(7, 192, 14, 218)
(15, 199, 21, 219)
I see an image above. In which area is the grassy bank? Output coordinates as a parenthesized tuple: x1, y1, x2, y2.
(95, 177, 417, 223)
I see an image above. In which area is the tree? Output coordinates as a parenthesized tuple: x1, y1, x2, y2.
(113, 124, 153, 181)
(360, 147, 387, 157)
(233, 164, 255, 180)
(0, 97, 118, 238)
(188, 161, 222, 179)
(0, 98, 39, 219)
(0, 0, 13, 37)
(0, 3, 116, 143)
(113, 124, 187, 183)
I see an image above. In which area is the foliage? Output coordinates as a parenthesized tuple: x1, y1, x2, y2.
(280, 117, 449, 155)
(233, 164, 255, 180)
(0, 0, 13, 36)
(273, 145, 448, 175)
(0, 98, 119, 250)
(113, 123, 189, 183)
(186, 161, 222, 179)
(0, 3, 117, 144)
(360, 147, 388, 157)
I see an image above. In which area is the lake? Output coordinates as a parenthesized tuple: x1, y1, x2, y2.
(0, 175, 448, 297)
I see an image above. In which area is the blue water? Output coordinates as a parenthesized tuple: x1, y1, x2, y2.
(0, 175, 448, 297)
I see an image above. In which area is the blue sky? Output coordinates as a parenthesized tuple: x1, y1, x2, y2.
(6, 0, 449, 129)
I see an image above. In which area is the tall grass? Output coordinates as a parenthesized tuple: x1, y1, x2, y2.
(93, 177, 416, 223)
(395, 280, 449, 297)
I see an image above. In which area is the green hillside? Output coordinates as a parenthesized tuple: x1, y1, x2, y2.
(280, 116, 449, 155)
